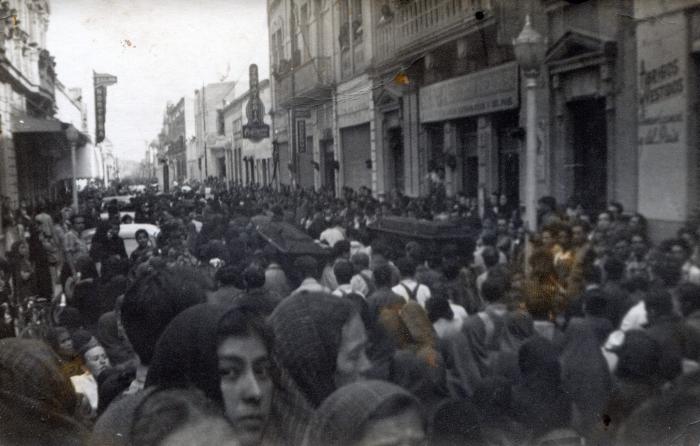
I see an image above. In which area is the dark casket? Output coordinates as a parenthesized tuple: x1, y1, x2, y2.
(367, 216, 476, 258)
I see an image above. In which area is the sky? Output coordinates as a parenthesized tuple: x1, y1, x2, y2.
(47, 0, 270, 161)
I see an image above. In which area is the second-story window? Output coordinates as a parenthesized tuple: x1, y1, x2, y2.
(272, 28, 284, 71)
(339, 0, 349, 51)
(300, 3, 310, 62)
(351, 0, 362, 42)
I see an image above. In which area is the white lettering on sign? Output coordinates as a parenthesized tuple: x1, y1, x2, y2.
(419, 62, 519, 123)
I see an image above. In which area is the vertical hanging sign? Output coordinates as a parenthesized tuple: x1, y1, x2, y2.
(93, 71, 118, 144)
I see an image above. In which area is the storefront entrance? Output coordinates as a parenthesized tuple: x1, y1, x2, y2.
(387, 127, 404, 193)
(340, 124, 371, 192)
(569, 98, 607, 211)
(321, 139, 336, 194)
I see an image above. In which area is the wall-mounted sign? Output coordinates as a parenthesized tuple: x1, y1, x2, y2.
(93, 71, 117, 144)
(419, 62, 518, 123)
(242, 64, 270, 142)
(636, 11, 688, 222)
(297, 120, 306, 153)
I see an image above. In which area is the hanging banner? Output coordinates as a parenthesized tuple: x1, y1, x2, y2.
(93, 71, 118, 144)
(242, 64, 270, 142)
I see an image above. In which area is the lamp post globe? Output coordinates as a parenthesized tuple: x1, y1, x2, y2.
(513, 14, 546, 79)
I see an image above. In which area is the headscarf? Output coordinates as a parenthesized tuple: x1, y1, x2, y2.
(490, 310, 535, 383)
(560, 317, 612, 435)
(441, 310, 504, 397)
(145, 304, 226, 405)
(512, 336, 572, 438)
(0, 338, 87, 446)
(96, 311, 137, 367)
(269, 291, 357, 407)
(302, 380, 422, 446)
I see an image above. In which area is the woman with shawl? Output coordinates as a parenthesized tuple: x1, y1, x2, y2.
(302, 380, 425, 446)
(0, 338, 88, 445)
(560, 317, 612, 438)
(511, 336, 573, 440)
(489, 310, 535, 384)
(269, 291, 372, 443)
(146, 302, 278, 446)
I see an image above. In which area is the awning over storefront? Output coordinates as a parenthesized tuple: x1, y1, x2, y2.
(12, 114, 63, 133)
(207, 133, 231, 151)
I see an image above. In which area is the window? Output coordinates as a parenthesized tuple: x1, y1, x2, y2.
(300, 3, 310, 62)
(351, 0, 362, 41)
(338, 0, 349, 50)
(274, 29, 284, 70)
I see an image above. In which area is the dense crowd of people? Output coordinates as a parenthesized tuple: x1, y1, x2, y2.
(1, 181, 700, 445)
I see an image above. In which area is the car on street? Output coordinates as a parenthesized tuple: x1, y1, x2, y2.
(81, 223, 160, 258)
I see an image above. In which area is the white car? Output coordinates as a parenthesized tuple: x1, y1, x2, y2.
(81, 223, 160, 258)
(100, 195, 136, 221)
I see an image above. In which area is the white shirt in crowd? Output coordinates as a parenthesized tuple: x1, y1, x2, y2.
(332, 283, 363, 299)
(392, 279, 431, 307)
(319, 226, 346, 247)
(433, 304, 468, 338)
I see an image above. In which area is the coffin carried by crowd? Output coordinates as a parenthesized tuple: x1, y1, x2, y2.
(367, 216, 476, 257)
(256, 221, 330, 257)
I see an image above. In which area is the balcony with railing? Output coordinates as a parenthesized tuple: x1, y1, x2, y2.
(374, 0, 493, 65)
(274, 56, 333, 108)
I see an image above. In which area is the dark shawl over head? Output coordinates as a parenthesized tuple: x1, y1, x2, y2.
(97, 310, 136, 367)
(269, 291, 356, 407)
(512, 336, 572, 438)
(490, 311, 535, 383)
(441, 309, 504, 397)
(560, 317, 612, 435)
(303, 380, 421, 446)
(145, 304, 226, 405)
(0, 338, 87, 446)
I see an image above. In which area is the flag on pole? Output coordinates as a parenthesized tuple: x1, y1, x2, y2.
(93, 71, 117, 143)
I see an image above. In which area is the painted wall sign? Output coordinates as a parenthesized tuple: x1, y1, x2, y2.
(636, 10, 689, 222)
(242, 64, 270, 142)
(297, 120, 306, 153)
(419, 62, 519, 123)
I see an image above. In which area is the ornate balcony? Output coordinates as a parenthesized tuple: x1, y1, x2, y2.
(274, 56, 333, 108)
(374, 0, 493, 66)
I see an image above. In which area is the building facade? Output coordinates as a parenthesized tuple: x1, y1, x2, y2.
(193, 81, 237, 182)
(222, 79, 274, 186)
(268, 0, 335, 190)
(0, 0, 56, 207)
(264, 0, 700, 238)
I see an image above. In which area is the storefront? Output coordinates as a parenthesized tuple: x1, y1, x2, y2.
(337, 74, 374, 194)
(419, 61, 521, 204)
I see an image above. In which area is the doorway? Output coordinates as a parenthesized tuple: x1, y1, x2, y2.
(568, 98, 607, 211)
(498, 126, 520, 208)
(461, 131, 478, 199)
(321, 139, 336, 195)
(388, 127, 404, 193)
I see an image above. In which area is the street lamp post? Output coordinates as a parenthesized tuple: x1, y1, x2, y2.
(513, 14, 546, 233)
(65, 125, 80, 212)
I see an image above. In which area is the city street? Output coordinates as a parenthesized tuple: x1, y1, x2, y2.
(0, 1, 699, 445)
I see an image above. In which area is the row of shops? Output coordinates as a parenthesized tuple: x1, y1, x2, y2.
(266, 0, 700, 239)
